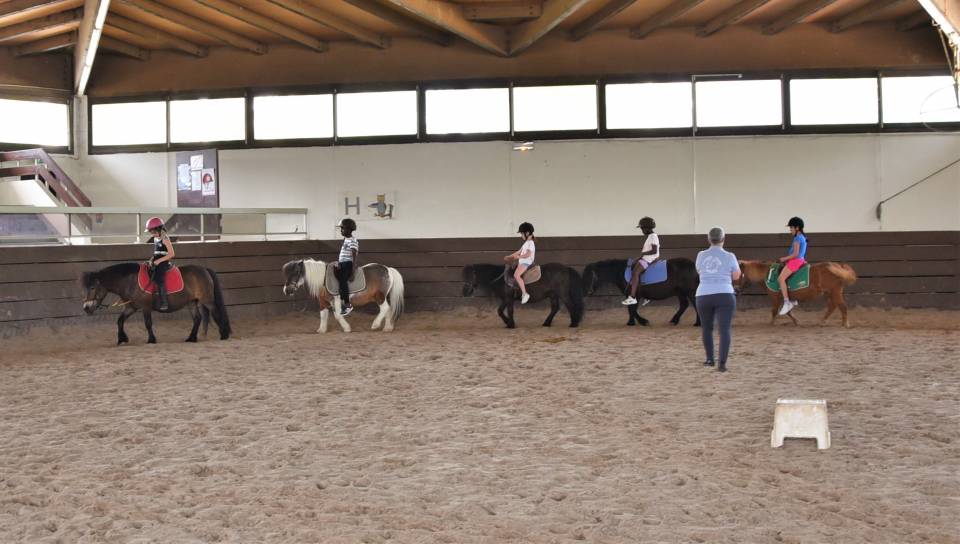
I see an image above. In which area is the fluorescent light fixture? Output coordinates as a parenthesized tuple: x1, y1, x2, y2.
(512, 141, 534, 151)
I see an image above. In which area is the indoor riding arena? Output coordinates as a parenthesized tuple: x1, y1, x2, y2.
(1, 1, 958, 542)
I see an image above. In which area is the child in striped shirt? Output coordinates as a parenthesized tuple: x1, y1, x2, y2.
(336, 218, 358, 316)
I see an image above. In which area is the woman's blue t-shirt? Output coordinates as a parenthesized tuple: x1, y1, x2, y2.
(696, 246, 740, 296)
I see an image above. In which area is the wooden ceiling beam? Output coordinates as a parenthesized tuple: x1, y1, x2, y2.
(0, 9, 80, 43)
(510, 0, 591, 54)
(762, 0, 837, 35)
(630, 0, 706, 39)
(0, 0, 79, 28)
(831, 0, 904, 32)
(340, 0, 451, 45)
(118, 0, 267, 54)
(380, 0, 508, 55)
(75, 0, 110, 95)
(697, 0, 771, 37)
(570, 0, 638, 41)
(98, 34, 149, 59)
(193, 0, 327, 52)
(897, 9, 931, 31)
(107, 14, 207, 56)
(264, 0, 388, 49)
(14, 29, 76, 55)
(463, 1, 541, 21)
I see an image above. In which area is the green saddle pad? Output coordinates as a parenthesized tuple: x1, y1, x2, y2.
(765, 263, 811, 292)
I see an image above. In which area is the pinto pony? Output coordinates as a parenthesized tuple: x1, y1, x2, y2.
(738, 260, 858, 327)
(81, 263, 231, 344)
(282, 259, 404, 333)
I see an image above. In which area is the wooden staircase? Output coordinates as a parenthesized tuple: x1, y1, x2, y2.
(0, 149, 92, 244)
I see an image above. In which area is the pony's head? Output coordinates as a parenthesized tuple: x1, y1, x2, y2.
(80, 271, 108, 314)
(282, 260, 306, 296)
(582, 263, 599, 296)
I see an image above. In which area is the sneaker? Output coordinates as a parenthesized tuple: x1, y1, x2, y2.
(341, 305, 353, 316)
(778, 300, 795, 316)
(621, 296, 638, 306)
(639, 298, 651, 307)
(521, 293, 530, 304)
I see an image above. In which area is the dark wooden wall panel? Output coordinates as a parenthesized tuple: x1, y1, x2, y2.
(0, 232, 956, 329)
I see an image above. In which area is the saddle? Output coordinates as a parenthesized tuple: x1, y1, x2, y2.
(504, 265, 542, 289)
(324, 264, 367, 294)
(137, 264, 185, 295)
(765, 263, 811, 292)
(624, 259, 668, 285)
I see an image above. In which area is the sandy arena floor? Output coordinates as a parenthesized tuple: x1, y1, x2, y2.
(1, 306, 958, 543)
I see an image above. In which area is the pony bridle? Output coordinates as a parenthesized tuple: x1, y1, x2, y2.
(283, 271, 304, 296)
(82, 289, 107, 311)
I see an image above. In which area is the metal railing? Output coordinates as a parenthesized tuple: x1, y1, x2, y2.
(0, 206, 308, 244)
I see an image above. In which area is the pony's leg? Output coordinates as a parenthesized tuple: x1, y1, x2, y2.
(770, 296, 779, 325)
(689, 293, 701, 327)
(496, 302, 510, 326)
(318, 308, 329, 333)
(332, 297, 351, 333)
(834, 289, 850, 328)
(822, 293, 837, 325)
(505, 301, 516, 329)
(116, 306, 136, 345)
(143, 310, 157, 344)
(372, 300, 390, 331)
(634, 305, 650, 327)
(185, 301, 202, 342)
(670, 294, 687, 325)
(626, 305, 636, 326)
(542, 295, 560, 327)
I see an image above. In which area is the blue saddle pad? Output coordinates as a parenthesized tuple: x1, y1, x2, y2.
(624, 259, 668, 285)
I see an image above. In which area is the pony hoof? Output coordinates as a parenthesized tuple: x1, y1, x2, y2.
(383, 326, 394, 332)
(117, 339, 128, 345)
(147, 339, 157, 344)
(185, 337, 197, 343)
(316, 328, 327, 334)
(626, 321, 635, 326)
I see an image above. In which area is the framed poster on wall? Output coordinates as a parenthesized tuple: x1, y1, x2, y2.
(173, 149, 220, 239)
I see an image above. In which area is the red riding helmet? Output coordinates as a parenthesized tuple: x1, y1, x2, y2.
(144, 217, 165, 232)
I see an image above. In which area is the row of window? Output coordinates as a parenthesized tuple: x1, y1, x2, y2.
(0, 75, 955, 148)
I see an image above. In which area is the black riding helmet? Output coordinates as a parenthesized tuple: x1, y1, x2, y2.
(338, 218, 357, 232)
(636, 217, 656, 230)
(787, 216, 804, 230)
(518, 222, 534, 235)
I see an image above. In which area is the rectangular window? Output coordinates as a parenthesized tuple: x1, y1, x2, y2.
(513, 84, 598, 131)
(92, 101, 166, 146)
(425, 88, 509, 134)
(0, 98, 69, 146)
(695, 79, 782, 127)
(336, 90, 417, 138)
(169, 97, 245, 143)
(606, 82, 693, 129)
(791, 78, 878, 125)
(882, 75, 960, 124)
(253, 94, 334, 140)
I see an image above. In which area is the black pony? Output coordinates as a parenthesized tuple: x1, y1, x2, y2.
(582, 258, 700, 327)
(462, 263, 584, 328)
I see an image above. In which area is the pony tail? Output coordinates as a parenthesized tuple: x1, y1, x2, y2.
(207, 268, 232, 339)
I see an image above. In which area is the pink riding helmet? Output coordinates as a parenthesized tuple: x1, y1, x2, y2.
(144, 217, 165, 232)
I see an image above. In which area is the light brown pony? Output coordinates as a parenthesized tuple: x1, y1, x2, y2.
(737, 260, 858, 327)
(282, 259, 404, 333)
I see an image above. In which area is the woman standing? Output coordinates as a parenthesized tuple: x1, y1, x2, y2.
(695, 226, 741, 372)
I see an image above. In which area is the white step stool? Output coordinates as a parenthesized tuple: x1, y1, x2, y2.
(771, 399, 831, 450)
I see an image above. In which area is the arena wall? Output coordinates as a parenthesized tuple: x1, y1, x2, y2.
(56, 132, 960, 239)
(1, 231, 956, 331)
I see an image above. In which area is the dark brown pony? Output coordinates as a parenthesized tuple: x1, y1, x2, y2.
(461, 263, 584, 328)
(738, 260, 858, 327)
(82, 263, 231, 344)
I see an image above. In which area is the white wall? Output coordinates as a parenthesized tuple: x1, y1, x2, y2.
(51, 132, 960, 239)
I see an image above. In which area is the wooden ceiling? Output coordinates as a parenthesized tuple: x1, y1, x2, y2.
(0, 0, 942, 94)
